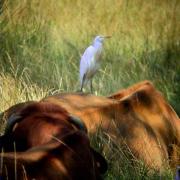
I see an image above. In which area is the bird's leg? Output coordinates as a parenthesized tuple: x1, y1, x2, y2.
(90, 79, 93, 93)
(80, 74, 86, 92)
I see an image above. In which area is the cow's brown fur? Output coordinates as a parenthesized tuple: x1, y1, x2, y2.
(41, 81, 180, 170)
(0, 102, 107, 179)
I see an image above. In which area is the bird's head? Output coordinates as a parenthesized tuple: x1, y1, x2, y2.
(93, 35, 111, 44)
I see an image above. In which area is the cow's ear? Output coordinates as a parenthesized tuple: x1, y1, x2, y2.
(0, 142, 60, 178)
(0, 150, 47, 176)
(91, 148, 108, 174)
(1, 140, 60, 165)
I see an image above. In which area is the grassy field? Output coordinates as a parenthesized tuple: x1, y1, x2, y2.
(0, 0, 179, 179)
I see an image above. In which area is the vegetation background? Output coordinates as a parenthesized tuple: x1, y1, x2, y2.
(0, 0, 179, 179)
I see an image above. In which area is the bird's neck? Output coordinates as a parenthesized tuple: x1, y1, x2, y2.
(93, 41, 103, 50)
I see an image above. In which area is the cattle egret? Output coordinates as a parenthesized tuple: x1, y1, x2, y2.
(79, 35, 111, 92)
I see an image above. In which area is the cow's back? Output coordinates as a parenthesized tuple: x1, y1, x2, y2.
(43, 81, 180, 170)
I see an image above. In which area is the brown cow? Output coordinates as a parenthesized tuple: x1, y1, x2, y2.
(0, 101, 107, 179)
(2, 81, 180, 172)
(40, 81, 180, 171)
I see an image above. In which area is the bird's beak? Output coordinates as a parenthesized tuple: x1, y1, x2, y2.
(103, 36, 112, 38)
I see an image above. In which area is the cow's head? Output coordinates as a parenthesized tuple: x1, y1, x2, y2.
(0, 101, 107, 179)
(1, 101, 88, 150)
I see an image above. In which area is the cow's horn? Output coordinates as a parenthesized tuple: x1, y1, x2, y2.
(4, 114, 22, 135)
(69, 115, 87, 133)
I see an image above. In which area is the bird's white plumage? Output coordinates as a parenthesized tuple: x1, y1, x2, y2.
(79, 35, 110, 92)
(80, 45, 101, 86)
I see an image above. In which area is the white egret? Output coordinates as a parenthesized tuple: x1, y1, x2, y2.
(79, 35, 111, 92)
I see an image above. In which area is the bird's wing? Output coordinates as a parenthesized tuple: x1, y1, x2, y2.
(79, 45, 95, 83)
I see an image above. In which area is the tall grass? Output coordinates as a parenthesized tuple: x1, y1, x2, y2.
(0, 0, 179, 179)
(91, 129, 174, 180)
